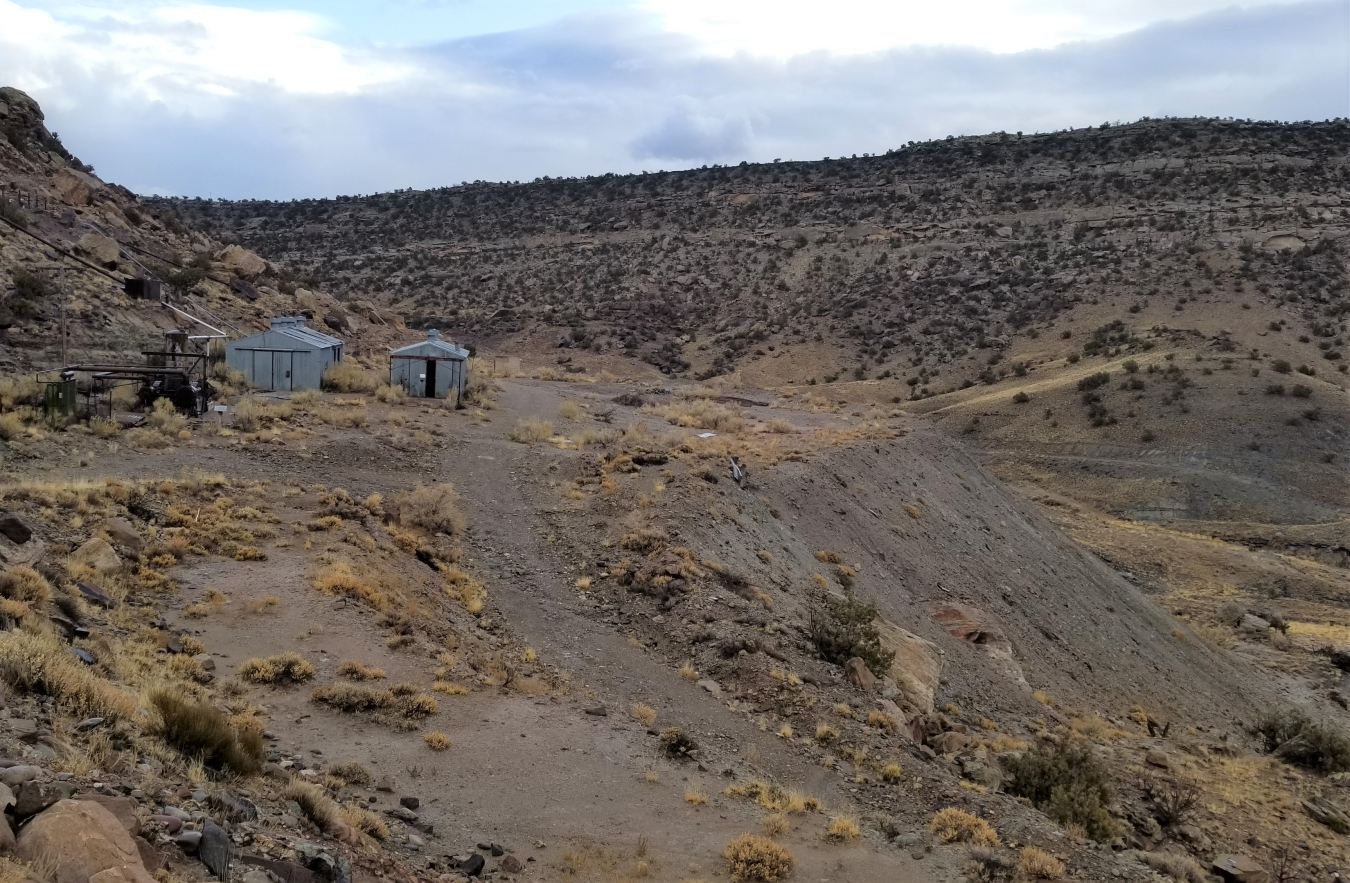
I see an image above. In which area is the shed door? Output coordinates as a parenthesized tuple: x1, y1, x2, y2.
(425, 360, 437, 398)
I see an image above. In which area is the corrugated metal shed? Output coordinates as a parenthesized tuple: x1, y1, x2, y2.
(225, 316, 344, 391)
(390, 330, 469, 400)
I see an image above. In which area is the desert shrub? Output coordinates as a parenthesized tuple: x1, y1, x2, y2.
(327, 760, 371, 786)
(0, 376, 42, 412)
(1252, 710, 1350, 773)
(631, 702, 657, 725)
(237, 652, 316, 685)
(391, 482, 466, 535)
(374, 383, 406, 404)
(929, 807, 999, 846)
(558, 401, 581, 420)
(147, 398, 186, 435)
(340, 802, 389, 840)
(826, 814, 859, 841)
(508, 419, 554, 443)
(1291, 384, 1313, 398)
(0, 412, 26, 440)
(620, 528, 668, 555)
(724, 833, 794, 882)
(0, 630, 136, 720)
(1004, 740, 1116, 840)
(337, 660, 386, 680)
(281, 780, 342, 834)
(311, 683, 395, 713)
(1017, 847, 1065, 879)
(807, 591, 895, 676)
(424, 732, 451, 751)
(322, 361, 378, 393)
(0, 566, 49, 604)
(90, 417, 121, 437)
(1012, 391, 1031, 404)
(1133, 851, 1208, 882)
(313, 563, 387, 610)
(148, 688, 263, 775)
(1077, 372, 1110, 392)
(460, 373, 497, 408)
(1143, 776, 1198, 827)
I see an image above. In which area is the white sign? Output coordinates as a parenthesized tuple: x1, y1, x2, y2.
(213, 405, 228, 413)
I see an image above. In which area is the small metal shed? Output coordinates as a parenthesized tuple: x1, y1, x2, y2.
(390, 330, 469, 400)
(225, 316, 344, 392)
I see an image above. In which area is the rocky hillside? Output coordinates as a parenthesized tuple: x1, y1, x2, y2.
(164, 117, 1349, 522)
(0, 88, 405, 375)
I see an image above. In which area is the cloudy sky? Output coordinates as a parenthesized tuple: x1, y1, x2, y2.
(1, 0, 1346, 199)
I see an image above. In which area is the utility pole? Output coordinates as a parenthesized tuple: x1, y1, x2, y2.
(60, 260, 69, 367)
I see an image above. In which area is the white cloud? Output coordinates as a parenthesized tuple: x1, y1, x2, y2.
(0, 0, 408, 114)
(0, 1, 1343, 198)
(639, 0, 1314, 56)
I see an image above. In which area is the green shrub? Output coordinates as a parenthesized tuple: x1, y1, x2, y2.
(1005, 740, 1116, 840)
(808, 591, 895, 677)
(1253, 710, 1350, 773)
(1077, 372, 1110, 392)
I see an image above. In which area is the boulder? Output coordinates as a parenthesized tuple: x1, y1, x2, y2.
(53, 168, 100, 206)
(0, 514, 33, 545)
(1212, 854, 1268, 883)
(12, 782, 63, 820)
(99, 519, 143, 554)
(217, 245, 267, 280)
(875, 621, 943, 713)
(17, 800, 156, 883)
(70, 538, 121, 574)
(925, 601, 1027, 686)
(75, 795, 140, 836)
(198, 820, 230, 880)
(843, 657, 876, 691)
(77, 234, 121, 268)
(928, 731, 970, 755)
(1303, 795, 1350, 834)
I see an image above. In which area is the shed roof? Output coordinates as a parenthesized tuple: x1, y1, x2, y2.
(392, 329, 470, 360)
(230, 317, 343, 351)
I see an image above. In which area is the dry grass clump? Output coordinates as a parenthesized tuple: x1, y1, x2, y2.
(238, 652, 316, 685)
(0, 376, 42, 411)
(867, 709, 897, 731)
(311, 683, 395, 713)
(760, 813, 788, 836)
(813, 550, 842, 564)
(432, 681, 469, 695)
(232, 396, 294, 432)
(322, 361, 378, 393)
(374, 383, 406, 404)
(148, 688, 263, 774)
(313, 562, 387, 610)
(424, 731, 452, 751)
(929, 808, 1000, 847)
(880, 761, 904, 783)
(280, 780, 344, 835)
(147, 398, 186, 435)
(90, 416, 121, 437)
(246, 595, 279, 613)
(685, 788, 708, 805)
(679, 661, 698, 680)
(327, 760, 372, 786)
(814, 723, 838, 744)
(631, 702, 658, 725)
(310, 683, 438, 720)
(340, 802, 390, 840)
(391, 482, 467, 536)
(338, 660, 387, 681)
(559, 401, 581, 420)
(1016, 847, 1065, 880)
(655, 399, 745, 433)
(826, 814, 860, 841)
(1133, 850, 1208, 882)
(508, 419, 555, 443)
(724, 834, 793, 882)
(0, 629, 136, 720)
(0, 566, 50, 604)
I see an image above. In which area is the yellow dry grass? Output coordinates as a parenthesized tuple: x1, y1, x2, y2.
(724, 834, 793, 883)
(929, 807, 1000, 847)
(1017, 847, 1065, 880)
